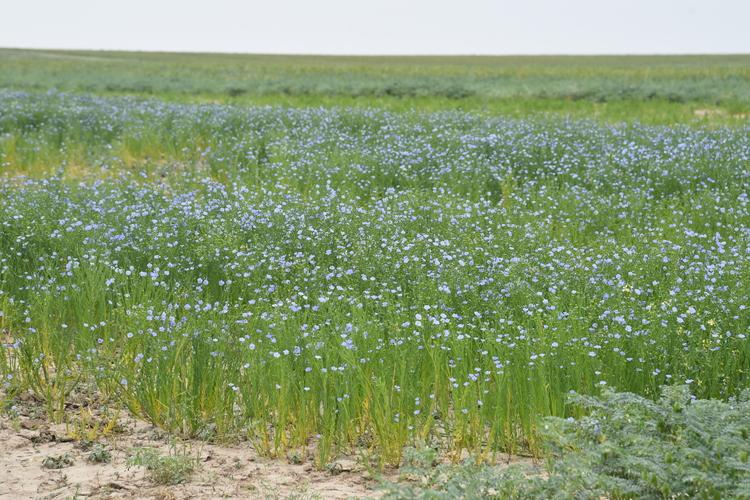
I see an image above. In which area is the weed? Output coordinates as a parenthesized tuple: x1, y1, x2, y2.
(127, 447, 197, 485)
(87, 443, 112, 464)
(42, 453, 74, 469)
(381, 386, 750, 498)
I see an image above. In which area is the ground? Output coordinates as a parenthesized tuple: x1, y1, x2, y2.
(0, 395, 388, 500)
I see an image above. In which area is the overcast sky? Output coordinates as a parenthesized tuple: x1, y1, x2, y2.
(2, 0, 749, 55)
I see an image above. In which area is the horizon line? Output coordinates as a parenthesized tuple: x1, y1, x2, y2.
(3, 46, 750, 58)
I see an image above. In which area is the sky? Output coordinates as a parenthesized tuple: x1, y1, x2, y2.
(2, 0, 749, 55)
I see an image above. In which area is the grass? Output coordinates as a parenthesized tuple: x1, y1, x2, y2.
(0, 52, 749, 476)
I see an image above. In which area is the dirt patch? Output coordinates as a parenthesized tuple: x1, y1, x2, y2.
(0, 390, 536, 499)
(0, 412, 386, 499)
(693, 108, 726, 118)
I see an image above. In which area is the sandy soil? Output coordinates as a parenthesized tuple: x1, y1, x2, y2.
(0, 390, 536, 499)
(0, 396, 387, 499)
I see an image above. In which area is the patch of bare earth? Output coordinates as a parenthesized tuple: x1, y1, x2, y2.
(0, 390, 536, 499)
(0, 403, 387, 499)
(693, 108, 726, 118)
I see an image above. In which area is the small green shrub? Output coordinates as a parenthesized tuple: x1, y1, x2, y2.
(87, 443, 112, 464)
(382, 386, 750, 499)
(42, 453, 74, 469)
(127, 447, 197, 485)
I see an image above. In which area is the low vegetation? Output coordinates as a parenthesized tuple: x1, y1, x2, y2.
(41, 452, 75, 469)
(382, 386, 750, 498)
(127, 446, 198, 485)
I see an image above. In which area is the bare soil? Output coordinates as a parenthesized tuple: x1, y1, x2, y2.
(0, 397, 387, 499)
(0, 390, 535, 499)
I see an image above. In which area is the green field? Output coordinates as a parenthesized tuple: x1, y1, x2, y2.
(2, 49, 749, 123)
(1, 50, 750, 493)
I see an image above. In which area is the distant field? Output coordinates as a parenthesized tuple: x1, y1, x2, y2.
(1, 49, 749, 123)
